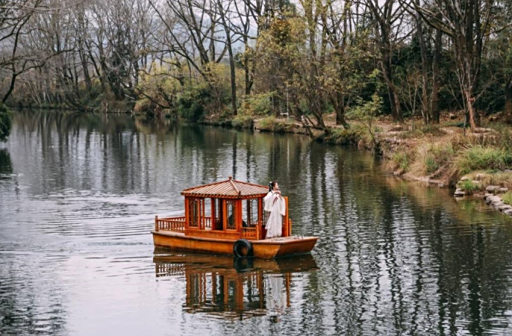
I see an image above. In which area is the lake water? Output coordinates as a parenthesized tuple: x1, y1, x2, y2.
(1, 110, 512, 335)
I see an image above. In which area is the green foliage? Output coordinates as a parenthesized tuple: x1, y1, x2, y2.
(258, 116, 276, 129)
(423, 143, 454, 174)
(459, 180, 480, 194)
(503, 191, 512, 205)
(456, 145, 512, 174)
(346, 93, 383, 147)
(231, 115, 254, 129)
(424, 156, 438, 174)
(239, 93, 274, 116)
(0, 103, 12, 142)
(258, 116, 295, 133)
(322, 127, 362, 145)
(135, 61, 233, 120)
(393, 152, 411, 172)
(177, 85, 210, 121)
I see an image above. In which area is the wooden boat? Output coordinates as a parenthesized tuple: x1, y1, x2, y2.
(152, 177, 318, 259)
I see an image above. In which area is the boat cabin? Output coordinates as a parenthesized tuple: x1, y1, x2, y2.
(154, 177, 291, 240)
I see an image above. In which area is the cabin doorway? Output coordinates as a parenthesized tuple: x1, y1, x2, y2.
(213, 199, 224, 230)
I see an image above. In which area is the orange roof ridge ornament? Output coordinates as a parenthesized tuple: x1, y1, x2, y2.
(229, 177, 241, 195)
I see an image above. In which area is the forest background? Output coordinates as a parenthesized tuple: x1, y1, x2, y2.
(1, 0, 512, 193)
(1, 0, 511, 127)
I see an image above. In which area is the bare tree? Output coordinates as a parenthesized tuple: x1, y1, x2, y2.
(216, 0, 238, 115)
(0, 0, 43, 103)
(365, 0, 410, 122)
(413, 0, 498, 129)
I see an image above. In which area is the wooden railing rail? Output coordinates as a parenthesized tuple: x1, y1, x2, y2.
(203, 217, 212, 230)
(155, 216, 186, 232)
(242, 226, 257, 239)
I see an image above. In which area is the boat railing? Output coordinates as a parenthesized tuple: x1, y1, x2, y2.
(155, 214, 291, 238)
(242, 226, 258, 239)
(155, 216, 186, 232)
(203, 217, 212, 230)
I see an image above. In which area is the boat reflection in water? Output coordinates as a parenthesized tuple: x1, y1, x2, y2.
(153, 250, 317, 319)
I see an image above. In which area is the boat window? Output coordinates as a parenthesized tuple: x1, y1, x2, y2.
(204, 198, 211, 217)
(213, 199, 223, 230)
(226, 200, 236, 230)
(204, 198, 212, 229)
(189, 198, 201, 227)
(243, 199, 259, 227)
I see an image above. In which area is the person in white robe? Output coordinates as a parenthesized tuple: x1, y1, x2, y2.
(263, 182, 286, 238)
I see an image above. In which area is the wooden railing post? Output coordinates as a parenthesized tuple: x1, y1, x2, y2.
(155, 215, 159, 232)
(283, 196, 289, 237)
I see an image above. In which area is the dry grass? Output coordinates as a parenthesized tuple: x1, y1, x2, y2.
(465, 171, 512, 189)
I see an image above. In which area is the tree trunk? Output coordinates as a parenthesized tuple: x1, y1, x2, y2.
(463, 89, 478, 130)
(228, 48, 237, 116)
(380, 53, 402, 122)
(414, 13, 431, 124)
(243, 37, 252, 96)
(219, 1, 237, 116)
(392, 89, 402, 122)
(431, 26, 442, 123)
(505, 81, 512, 123)
(334, 92, 348, 128)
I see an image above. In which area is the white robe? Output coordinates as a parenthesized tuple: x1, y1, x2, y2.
(263, 191, 286, 238)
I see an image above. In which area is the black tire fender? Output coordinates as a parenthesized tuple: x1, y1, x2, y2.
(233, 239, 253, 258)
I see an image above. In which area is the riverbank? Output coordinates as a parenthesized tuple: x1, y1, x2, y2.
(201, 111, 512, 217)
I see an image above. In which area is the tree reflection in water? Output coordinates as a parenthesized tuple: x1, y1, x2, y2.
(0, 149, 12, 176)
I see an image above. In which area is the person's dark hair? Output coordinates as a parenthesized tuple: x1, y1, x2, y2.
(268, 180, 277, 192)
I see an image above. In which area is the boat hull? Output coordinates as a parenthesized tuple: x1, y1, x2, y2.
(152, 230, 318, 259)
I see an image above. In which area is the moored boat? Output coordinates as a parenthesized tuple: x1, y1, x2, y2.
(152, 177, 318, 259)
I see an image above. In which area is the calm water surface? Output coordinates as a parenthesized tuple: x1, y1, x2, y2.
(1, 111, 512, 335)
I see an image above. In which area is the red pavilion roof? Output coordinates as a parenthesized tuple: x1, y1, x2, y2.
(181, 177, 268, 199)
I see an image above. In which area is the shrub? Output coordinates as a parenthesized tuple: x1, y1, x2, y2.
(456, 145, 512, 174)
(134, 98, 157, 116)
(346, 93, 382, 148)
(393, 152, 411, 172)
(459, 179, 480, 194)
(239, 92, 274, 116)
(424, 156, 438, 174)
(231, 115, 254, 129)
(177, 85, 212, 122)
(0, 103, 12, 142)
(423, 143, 454, 174)
(322, 127, 362, 145)
(258, 116, 276, 130)
(258, 116, 295, 133)
(503, 191, 512, 205)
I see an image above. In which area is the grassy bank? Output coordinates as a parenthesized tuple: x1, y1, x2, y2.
(380, 120, 512, 190)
